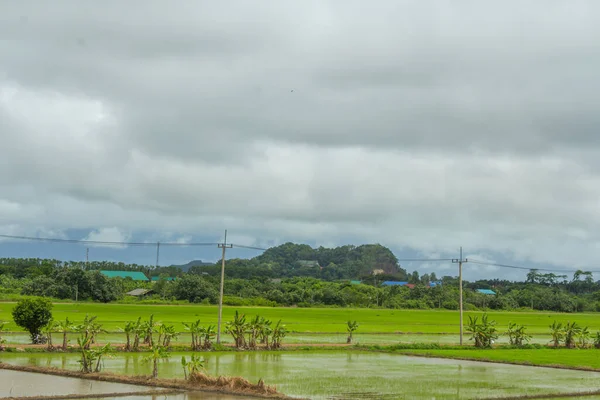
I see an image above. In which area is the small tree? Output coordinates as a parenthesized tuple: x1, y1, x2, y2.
(465, 314, 498, 348)
(346, 321, 359, 344)
(0, 321, 7, 351)
(183, 319, 203, 351)
(144, 345, 169, 379)
(42, 318, 55, 350)
(593, 332, 600, 349)
(578, 326, 591, 348)
(505, 322, 531, 347)
(55, 317, 74, 351)
(11, 297, 53, 343)
(271, 319, 287, 349)
(563, 321, 581, 349)
(181, 354, 205, 380)
(225, 311, 247, 348)
(549, 321, 564, 347)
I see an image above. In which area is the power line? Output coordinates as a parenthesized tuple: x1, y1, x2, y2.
(0, 233, 253, 248)
(467, 259, 600, 274)
(396, 258, 454, 262)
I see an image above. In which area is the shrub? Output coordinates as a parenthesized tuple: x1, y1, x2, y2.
(11, 297, 53, 343)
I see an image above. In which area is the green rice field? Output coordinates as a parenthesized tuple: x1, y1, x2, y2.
(3, 350, 600, 399)
(1, 302, 597, 335)
(399, 348, 600, 370)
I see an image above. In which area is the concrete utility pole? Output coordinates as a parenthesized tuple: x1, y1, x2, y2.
(156, 242, 160, 268)
(216, 230, 232, 344)
(452, 247, 468, 345)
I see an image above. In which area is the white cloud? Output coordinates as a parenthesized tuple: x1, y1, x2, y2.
(83, 227, 131, 249)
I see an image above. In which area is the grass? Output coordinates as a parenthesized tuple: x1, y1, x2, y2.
(398, 347, 600, 370)
(1, 302, 600, 335)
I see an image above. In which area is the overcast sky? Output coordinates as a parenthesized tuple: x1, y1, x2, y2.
(1, 1, 600, 280)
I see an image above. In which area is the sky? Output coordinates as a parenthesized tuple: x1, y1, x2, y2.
(1, 1, 600, 281)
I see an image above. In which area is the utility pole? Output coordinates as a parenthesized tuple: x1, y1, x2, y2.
(452, 247, 468, 345)
(86, 248, 89, 268)
(216, 230, 232, 344)
(156, 242, 160, 268)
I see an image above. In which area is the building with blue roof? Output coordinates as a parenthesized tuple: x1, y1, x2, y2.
(476, 289, 496, 295)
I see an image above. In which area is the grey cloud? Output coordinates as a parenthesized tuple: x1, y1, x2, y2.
(2, 1, 600, 279)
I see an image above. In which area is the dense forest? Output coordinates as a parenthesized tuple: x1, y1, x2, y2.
(1, 243, 599, 313)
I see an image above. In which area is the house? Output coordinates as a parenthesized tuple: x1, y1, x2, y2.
(125, 288, 153, 297)
(429, 281, 443, 287)
(151, 276, 176, 282)
(100, 270, 149, 281)
(381, 281, 415, 288)
(350, 280, 362, 285)
(476, 289, 496, 295)
(372, 269, 385, 276)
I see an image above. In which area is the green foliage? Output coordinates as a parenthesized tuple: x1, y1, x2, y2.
(181, 354, 205, 380)
(594, 332, 600, 349)
(549, 321, 564, 347)
(11, 297, 53, 343)
(465, 314, 498, 348)
(144, 345, 170, 378)
(0, 320, 7, 350)
(563, 321, 582, 348)
(505, 322, 531, 346)
(346, 320, 359, 344)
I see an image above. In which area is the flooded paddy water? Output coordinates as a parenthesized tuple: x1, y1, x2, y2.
(2, 350, 600, 399)
(0, 369, 162, 398)
(0, 331, 555, 346)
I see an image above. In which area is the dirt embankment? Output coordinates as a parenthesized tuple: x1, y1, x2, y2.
(0, 363, 303, 400)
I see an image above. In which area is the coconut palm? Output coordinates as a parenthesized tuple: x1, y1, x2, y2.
(346, 320, 359, 344)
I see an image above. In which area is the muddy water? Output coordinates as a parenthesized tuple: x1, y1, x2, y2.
(0, 369, 157, 397)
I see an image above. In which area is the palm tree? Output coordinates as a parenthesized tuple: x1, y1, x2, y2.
(346, 320, 359, 344)
(55, 317, 73, 351)
(549, 321, 564, 347)
(144, 345, 169, 379)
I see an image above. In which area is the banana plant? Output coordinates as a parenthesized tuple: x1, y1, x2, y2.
(144, 345, 169, 379)
(346, 320, 359, 344)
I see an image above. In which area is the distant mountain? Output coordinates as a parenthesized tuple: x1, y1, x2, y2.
(171, 259, 215, 272)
